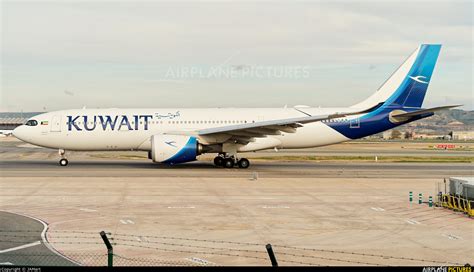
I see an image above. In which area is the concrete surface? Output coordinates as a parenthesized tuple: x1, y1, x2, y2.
(0, 137, 472, 266)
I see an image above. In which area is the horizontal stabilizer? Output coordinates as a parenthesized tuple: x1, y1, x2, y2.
(391, 105, 462, 118)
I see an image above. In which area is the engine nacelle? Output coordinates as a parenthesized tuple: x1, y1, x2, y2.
(151, 134, 199, 164)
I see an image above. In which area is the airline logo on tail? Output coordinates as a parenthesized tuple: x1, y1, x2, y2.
(409, 75, 429, 84)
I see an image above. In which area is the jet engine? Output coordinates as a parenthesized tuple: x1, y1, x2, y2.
(151, 134, 201, 164)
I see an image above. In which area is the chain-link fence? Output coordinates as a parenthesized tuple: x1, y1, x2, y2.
(0, 230, 469, 267)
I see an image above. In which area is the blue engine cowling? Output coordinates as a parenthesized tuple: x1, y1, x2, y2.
(151, 134, 198, 164)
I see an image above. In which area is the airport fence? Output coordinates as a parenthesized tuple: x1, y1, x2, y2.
(0, 230, 469, 267)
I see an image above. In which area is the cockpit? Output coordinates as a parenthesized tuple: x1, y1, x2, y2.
(25, 120, 38, 126)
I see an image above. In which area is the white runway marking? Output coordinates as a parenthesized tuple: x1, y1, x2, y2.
(261, 206, 290, 209)
(405, 219, 421, 225)
(186, 257, 214, 265)
(134, 236, 147, 242)
(167, 206, 195, 209)
(371, 207, 385, 212)
(442, 234, 461, 240)
(79, 208, 97, 212)
(0, 241, 41, 253)
(120, 219, 135, 224)
(0, 262, 13, 265)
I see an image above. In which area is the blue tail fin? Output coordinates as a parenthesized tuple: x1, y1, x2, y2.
(387, 44, 441, 108)
(351, 44, 442, 110)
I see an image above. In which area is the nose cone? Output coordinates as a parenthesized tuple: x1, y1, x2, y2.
(12, 125, 26, 141)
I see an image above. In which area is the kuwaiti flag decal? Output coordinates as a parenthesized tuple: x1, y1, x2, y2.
(41, 121, 49, 125)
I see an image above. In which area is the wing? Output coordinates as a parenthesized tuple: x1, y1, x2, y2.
(196, 107, 374, 145)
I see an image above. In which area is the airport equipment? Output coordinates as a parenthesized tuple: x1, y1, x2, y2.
(449, 177, 474, 197)
(462, 183, 474, 200)
(250, 172, 259, 181)
(409, 191, 413, 202)
(440, 177, 474, 217)
(429, 196, 433, 207)
(100, 231, 113, 267)
(418, 193, 422, 204)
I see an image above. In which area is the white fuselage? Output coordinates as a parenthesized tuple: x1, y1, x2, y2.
(13, 107, 356, 152)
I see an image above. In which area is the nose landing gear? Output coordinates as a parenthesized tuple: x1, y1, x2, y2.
(58, 149, 68, 166)
(59, 158, 68, 166)
(213, 154, 250, 169)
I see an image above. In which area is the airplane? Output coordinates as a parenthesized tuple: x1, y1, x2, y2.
(12, 44, 460, 168)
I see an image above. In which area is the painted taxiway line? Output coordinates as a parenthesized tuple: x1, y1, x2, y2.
(0, 241, 41, 254)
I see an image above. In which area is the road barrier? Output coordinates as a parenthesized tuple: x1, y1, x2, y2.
(439, 194, 474, 217)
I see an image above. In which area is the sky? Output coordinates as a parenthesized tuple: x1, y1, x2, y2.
(1, 0, 473, 112)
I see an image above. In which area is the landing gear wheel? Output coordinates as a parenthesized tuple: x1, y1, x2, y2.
(59, 158, 68, 166)
(237, 158, 250, 169)
(223, 158, 234, 168)
(214, 156, 224, 167)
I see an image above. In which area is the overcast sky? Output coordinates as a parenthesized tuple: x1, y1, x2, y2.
(1, 0, 472, 111)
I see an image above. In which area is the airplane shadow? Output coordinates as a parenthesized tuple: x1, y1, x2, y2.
(1, 159, 254, 170)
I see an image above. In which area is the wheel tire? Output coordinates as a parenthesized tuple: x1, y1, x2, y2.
(223, 158, 234, 168)
(59, 158, 68, 166)
(214, 156, 224, 167)
(238, 158, 250, 169)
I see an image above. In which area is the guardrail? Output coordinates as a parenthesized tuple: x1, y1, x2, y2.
(439, 194, 474, 217)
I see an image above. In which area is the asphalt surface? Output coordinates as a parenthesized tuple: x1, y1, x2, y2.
(1, 137, 472, 179)
(0, 159, 472, 178)
(0, 211, 76, 266)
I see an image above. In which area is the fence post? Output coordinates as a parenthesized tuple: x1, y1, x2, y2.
(265, 244, 278, 267)
(100, 231, 113, 267)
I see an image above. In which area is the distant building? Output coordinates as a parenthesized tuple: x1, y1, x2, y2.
(447, 121, 464, 127)
(382, 129, 409, 140)
(413, 133, 451, 140)
(0, 112, 42, 130)
(451, 131, 474, 141)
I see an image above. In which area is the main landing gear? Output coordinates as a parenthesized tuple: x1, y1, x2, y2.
(213, 154, 250, 169)
(58, 149, 68, 166)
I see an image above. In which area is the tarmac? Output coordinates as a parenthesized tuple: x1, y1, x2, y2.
(0, 137, 473, 266)
(0, 211, 76, 266)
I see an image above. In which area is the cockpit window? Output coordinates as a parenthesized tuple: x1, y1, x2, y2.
(25, 120, 38, 126)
